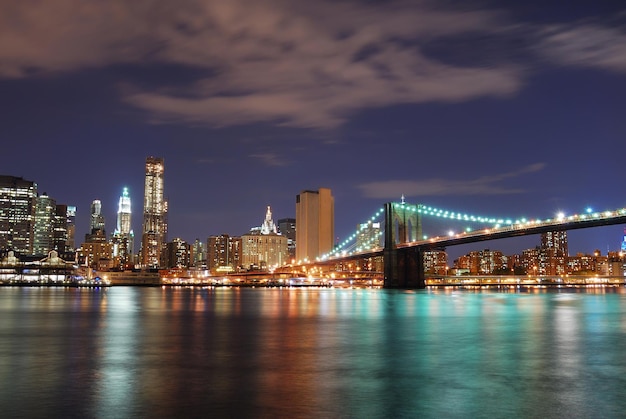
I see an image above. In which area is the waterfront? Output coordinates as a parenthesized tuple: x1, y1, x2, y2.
(1, 286, 625, 418)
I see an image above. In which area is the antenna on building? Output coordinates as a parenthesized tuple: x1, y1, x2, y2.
(401, 194, 405, 204)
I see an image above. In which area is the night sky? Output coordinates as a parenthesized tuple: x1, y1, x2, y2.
(1, 0, 625, 260)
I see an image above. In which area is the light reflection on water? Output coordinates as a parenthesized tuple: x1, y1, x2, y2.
(0, 286, 625, 418)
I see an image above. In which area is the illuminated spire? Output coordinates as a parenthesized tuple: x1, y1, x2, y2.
(260, 205, 278, 235)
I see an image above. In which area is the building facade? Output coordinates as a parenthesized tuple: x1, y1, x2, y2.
(141, 157, 168, 268)
(207, 234, 241, 273)
(295, 188, 334, 263)
(33, 193, 56, 256)
(0, 175, 37, 256)
(111, 187, 134, 269)
(241, 206, 288, 270)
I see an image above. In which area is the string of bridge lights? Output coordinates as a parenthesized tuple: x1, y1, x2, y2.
(321, 201, 536, 260)
(319, 201, 625, 260)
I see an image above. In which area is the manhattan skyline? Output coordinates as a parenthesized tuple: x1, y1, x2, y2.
(1, 0, 625, 259)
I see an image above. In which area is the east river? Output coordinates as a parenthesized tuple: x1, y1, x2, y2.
(1, 286, 625, 418)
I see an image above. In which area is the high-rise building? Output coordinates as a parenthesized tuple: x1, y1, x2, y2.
(356, 221, 381, 252)
(295, 188, 334, 262)
(164, 238, 190, 268)
(111, 187, 134, 269)
(0, 175, 37, 256)
(191, 238, 206, 268)
(241, 206, 288, 270)
(65, 206, 76, 251)
(540, 231, 568, 275)
(277, 217, 296, 261)
(621, 229, 626, 253)
(90, 199, 105, 234)
(141, 157, 168, 268)
(33, 193, 56, 256)
(207, 234, 241, 273)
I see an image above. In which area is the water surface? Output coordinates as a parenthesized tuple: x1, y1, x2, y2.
(1, 286, 625, 418)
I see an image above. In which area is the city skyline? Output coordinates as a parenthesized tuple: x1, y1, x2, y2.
(1, 0, 625, 260)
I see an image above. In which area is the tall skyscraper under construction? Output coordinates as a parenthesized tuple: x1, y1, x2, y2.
(141, 157, 167, 268)
(295, 188, 334, 263)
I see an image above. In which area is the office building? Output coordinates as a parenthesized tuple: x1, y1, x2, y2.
(295, 188, 334, 262)
(356, 220, 381, 252)
(141, 157, 168, 268)
(540, 231, 568, 275)
(0, 175, 37, 256)
(207, 234, 241, 273)
(164, 238, 191, 268)
(33, 193, 56, 256)
(111, 187, 134, 269)
(241, 206, 288, 270)
(90, 199, 105, 234)
(277, 218, 296, 261)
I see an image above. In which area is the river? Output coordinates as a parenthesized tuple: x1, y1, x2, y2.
(0, 286, 625, 418)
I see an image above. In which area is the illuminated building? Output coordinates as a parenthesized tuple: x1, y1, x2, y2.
(207, 234, 241, 273)
(191, 238, 206, 268)
(540, 231, 568, 275)
(622, 229, 626, 253)
(33, 193, 56, 256)
(295, 188, 334, 262)
(164, 238, 191, 268)
(90, 199, 105, 234)
(0, 175, 37, 255)
(111, 187, 134, 268)
(423, 250, 448, 275)
(59, 204, 76, 254)
(277, 218, 296, 261)
(140, 157, 168, 268)
(241, 206, 288, 270)
(455, 249, 506, 274)
(356, 221, 381, 252)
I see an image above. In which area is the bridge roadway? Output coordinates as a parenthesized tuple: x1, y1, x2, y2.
(321, 206, 626, 288)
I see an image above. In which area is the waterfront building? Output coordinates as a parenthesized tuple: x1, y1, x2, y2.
(207, 234, 241, 273)
(454, 249, 507, 275)
(90, 199, 105, 234)
(356, 220, 382, 252)
(0, 175, 37, 256)
(277, 218, 296, 261)
(621, 229, 626, 253)
(111, 187, 134, 269)
(540, 231, 568, 275)
(423, 250, 448, 275)
(33, 193, 56, 256)
(164, 238, 191, 268)
(241, 206, 288, 270)
(140, 157, 168, 268)
(56, 204, 76, 254)
(295, 188, 334, 263)
(191, 238, 206, 268)
(78, 238, 113, 269)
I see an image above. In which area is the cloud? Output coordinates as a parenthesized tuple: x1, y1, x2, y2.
(2, 1, 624, 129)
(0, 0, 524, 129)
(535, 23, 626, 73)
(249, 153, 288, 167)
(358, 163, 546, 199)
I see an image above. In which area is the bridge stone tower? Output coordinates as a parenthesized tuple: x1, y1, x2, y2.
(383, 201, 426, 288)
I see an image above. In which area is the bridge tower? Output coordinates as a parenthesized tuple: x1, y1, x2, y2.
(383, 202, 426, 288)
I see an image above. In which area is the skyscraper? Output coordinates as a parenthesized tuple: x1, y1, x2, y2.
(540, 230, 568, 275)
(0, 175, 37, 255)
(33, 192, 56, 256)
(295, 188, 334, 262)
(112, 187, 134, 268)
(241, 206, 288, 270)
(141, 157, 167, 268)
(90, 199, 105, 234)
